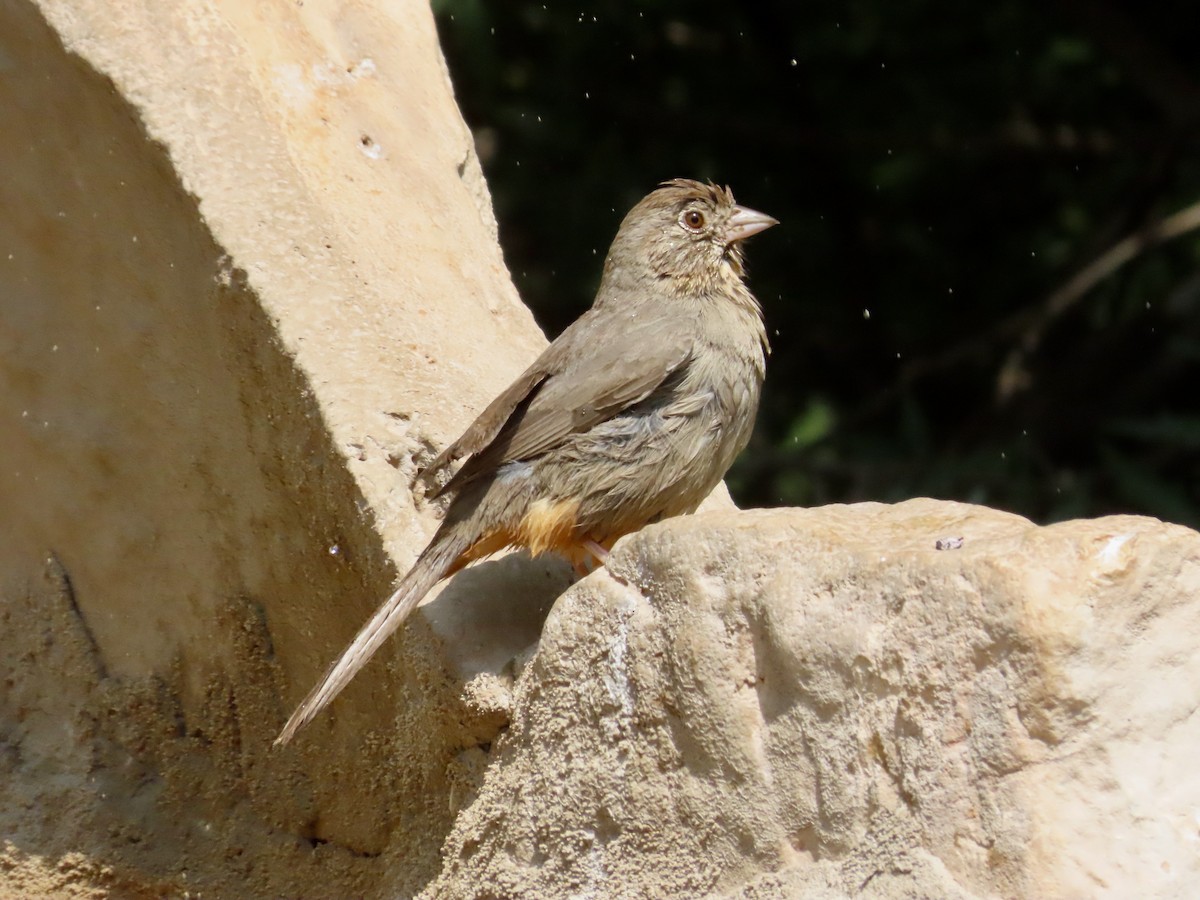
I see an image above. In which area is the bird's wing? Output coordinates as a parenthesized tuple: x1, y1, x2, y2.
(421, 364, 553, 485)
(433, 304, 693, 496)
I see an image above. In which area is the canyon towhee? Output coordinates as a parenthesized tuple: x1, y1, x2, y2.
(277, 178, 777, 744)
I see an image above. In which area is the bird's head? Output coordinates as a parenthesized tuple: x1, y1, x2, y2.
(603, 178, 778, 292)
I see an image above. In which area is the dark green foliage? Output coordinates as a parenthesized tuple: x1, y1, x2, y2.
(433, 1, 1200, 527)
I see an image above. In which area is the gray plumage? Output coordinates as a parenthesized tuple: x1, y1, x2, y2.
(276, 179, 776, 744)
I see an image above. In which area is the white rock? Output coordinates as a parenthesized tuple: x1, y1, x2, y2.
(427, 501, 1200, 899)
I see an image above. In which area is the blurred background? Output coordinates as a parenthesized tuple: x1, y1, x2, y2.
(432, 1, 1200, 528)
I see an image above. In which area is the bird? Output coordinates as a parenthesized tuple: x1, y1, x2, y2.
(276, 178, 777, 744)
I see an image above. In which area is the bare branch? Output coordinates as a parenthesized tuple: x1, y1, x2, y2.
(997, 198, 1200, 400)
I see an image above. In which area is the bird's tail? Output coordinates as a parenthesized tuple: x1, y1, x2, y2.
(275, 524, 473, 745)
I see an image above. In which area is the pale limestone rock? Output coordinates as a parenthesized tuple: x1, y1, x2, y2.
(427, 500, 1200, 899)
(0, 0, 551, 896)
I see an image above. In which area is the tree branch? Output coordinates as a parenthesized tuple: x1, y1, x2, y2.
(997, 198, 1200, 400)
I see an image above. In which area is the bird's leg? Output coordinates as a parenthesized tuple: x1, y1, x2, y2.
(583, 539, 610, 564)
(570, 539, 611, 578)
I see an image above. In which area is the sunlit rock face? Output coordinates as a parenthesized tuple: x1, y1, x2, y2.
(0, 0, 546, 896)
(428, 500, 1200, 900)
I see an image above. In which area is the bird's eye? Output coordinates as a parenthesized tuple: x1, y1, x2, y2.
(680, 209, 706, 232)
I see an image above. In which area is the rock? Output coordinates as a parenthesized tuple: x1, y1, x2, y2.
(426, 500, 1200, 899)
(0, 0, 549, 896)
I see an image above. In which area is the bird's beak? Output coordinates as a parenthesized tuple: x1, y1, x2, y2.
(725, 205, 779, 244)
